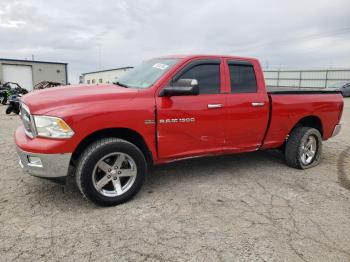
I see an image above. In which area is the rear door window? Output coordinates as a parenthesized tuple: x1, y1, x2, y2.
(228, 62, 257, 93)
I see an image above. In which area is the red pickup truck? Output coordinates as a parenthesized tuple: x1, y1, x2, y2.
(15, 55, 343, 206)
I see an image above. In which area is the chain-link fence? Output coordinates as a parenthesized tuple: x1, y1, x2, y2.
(264, 69, 350, 88)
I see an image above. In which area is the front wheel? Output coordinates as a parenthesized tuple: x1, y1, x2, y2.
(76, 138, 147, 206)
(285, 127, 322, 169)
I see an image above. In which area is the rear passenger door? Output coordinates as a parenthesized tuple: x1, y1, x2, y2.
(223, 60, 269, 152)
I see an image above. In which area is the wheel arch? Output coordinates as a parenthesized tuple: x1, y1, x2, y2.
(289, 115, 323, 138)
(71, 128, 153, 166)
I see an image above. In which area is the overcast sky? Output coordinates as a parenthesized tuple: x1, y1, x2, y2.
(1, 0, 350, 83)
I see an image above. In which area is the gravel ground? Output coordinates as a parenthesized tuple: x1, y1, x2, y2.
(0, 99, 349, 262)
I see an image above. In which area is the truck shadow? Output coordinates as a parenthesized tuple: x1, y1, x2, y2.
(337, 146, 350, 190)
(41, 146, 349, 209)
(145, 149, 285, 190)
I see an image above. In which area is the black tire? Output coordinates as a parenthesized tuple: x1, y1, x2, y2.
(285, 127, 322, 169)
(5, 106, 12, 114)
(2, 98, 7, 105)
(76, 138, 147, 206)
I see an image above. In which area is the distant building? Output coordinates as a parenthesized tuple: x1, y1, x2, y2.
(80, 67, 133, 85)
(0, 58, 68, 91)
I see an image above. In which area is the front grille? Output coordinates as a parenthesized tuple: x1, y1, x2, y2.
(20, 103, 35, 138)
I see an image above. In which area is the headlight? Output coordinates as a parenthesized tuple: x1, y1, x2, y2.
(33, 116, 74, 138)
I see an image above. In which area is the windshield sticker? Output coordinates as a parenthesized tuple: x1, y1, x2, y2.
(152, 63, 169, 70)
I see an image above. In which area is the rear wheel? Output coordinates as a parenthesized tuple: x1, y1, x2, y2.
(76, 138, 147, 206)
(285, 127, 322, 169)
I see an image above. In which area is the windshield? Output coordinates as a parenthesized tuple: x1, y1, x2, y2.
(114, 58, 179, 89)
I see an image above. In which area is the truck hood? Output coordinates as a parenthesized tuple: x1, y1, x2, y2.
(22, 84, 139, 115)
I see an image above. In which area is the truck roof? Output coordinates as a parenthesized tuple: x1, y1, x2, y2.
(158, 54, 259, 61)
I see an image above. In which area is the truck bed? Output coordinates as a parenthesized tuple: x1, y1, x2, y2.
(261, 88, 343, 150)
(267, 87, 341, 94)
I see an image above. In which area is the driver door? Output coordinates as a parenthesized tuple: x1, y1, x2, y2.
(156, 59, 226, 160)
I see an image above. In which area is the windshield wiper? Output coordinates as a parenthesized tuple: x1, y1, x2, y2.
(114, 81, 129, 88)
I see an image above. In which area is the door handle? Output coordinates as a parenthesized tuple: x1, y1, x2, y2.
(251, 102, 265, 107)
(208, 104, 223, 109)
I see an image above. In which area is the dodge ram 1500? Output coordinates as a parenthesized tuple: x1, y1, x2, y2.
(15, 55, 343, 206)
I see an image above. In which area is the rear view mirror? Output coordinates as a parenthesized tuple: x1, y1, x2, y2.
(160, 79, 199, 97)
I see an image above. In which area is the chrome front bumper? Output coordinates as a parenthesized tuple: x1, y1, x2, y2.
(16, 147, 71, 178)
(331, 124, 341, 138)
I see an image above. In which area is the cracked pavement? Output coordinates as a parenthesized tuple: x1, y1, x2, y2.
(0, 99, 349, 261)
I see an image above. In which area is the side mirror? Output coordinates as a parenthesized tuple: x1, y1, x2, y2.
(160, 79, 199, 97)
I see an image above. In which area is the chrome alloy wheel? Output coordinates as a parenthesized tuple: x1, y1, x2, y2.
(92, 152, 137, 197)
(300, 135, 317, 165)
